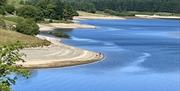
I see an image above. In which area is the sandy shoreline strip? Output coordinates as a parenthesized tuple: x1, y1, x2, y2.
(74, 16, 126, 20)
(74, 11, 126, 20)
(74, 11, 180, 20)
(17, 35, 104, 69)
(38, 23, 96, 31)
(135, 15, 180, 19)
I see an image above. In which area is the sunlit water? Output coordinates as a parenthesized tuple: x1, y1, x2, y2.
(13, 19, 180, 91)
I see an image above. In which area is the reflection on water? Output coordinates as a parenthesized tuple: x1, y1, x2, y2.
(14, 19, 180, 91)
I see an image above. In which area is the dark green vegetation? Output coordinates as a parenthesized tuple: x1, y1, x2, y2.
(0, 0, 78, 21)
(4, 4, 15, 14)
(64, 0, 180, 16)
(0, 0, 78, 35)
(16, 19, 39, 35)
(0, 42, 30, 91)
(21, 0, 78, 21)
(48, 31, 70, 38)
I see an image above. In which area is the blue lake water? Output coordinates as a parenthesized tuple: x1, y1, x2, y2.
(13, 19, 180, 91)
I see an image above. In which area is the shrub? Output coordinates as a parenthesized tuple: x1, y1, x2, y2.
(0, 6, 5, 15)
(16, 19, 40, 35)
(16, 5, 43, 21)
(0, 19, 6, 29)
(4, 5, 15, 14)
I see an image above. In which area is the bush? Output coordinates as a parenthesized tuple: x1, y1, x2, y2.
(16, 5, 43, 21)
(16, 19, 40, 35)
(0, 19, 6, 29)
(4, 5, 15, 14)
(0, 6, 5, 15)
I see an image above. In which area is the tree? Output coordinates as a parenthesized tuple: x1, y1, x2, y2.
(16, 5, 43, 21)
(63, 0, 180, 13)
(4, 5, 15, 14)
(63, 3, 76, 20)
(0, 42, 29, 91)
(35, 0, 56, 19)
(0, 6, 5, 15)
(16, 19, 40, 35)
(0, 0, 6, 6)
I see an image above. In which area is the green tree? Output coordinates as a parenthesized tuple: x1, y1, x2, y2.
(0, 0, 6, 6)
(63, 3, 76, 20)
(0, 6, 5, 15)
(35, 0, 56, 19)
(4, 5, 15, 14)
(16, 19, 40, 35)
(16, 5, 43, 21)
(0, 42, 29, 91)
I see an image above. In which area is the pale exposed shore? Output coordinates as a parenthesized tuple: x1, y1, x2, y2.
(135, 15, 180, 19)
(74, 11, 126, 20)
(74, 11, 180, 20)
(17, 35, 104, 69)
(38, 23, 96, 31)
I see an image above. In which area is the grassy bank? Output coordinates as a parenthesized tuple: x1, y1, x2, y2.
(0, 29, 51, 47)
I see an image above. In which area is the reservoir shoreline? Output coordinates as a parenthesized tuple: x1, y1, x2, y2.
(18, 25, 104, 69)
(18, 12, 180, 69)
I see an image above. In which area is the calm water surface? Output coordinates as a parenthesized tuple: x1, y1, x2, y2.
(13, 19, 180, 91)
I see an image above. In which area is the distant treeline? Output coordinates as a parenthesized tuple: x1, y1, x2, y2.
(63, 0, 180, 13)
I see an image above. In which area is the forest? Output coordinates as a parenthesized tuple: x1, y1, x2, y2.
(64, 0, 180, 14)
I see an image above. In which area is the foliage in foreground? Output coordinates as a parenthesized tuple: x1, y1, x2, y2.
(0, 42, 30, 91)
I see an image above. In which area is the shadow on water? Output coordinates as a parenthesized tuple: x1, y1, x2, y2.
(40, 28, 73, 34)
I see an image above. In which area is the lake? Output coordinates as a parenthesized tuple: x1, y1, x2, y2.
(13, 19, 180, 91)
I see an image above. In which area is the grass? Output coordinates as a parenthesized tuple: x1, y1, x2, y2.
(0, 29, 51, 47)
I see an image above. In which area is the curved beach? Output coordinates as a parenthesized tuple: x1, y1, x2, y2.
(18, 35, 104, 68)
(17, 24, 104, 68)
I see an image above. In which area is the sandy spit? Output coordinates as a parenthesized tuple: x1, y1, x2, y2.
(38, 23, 96, 31)
(17, 34, 104, 69)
